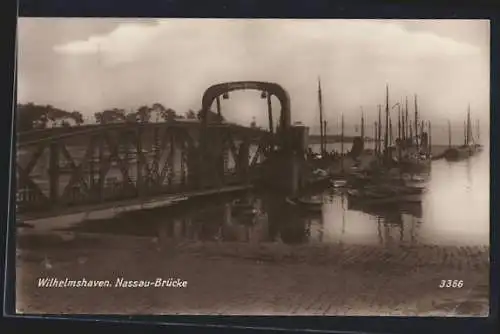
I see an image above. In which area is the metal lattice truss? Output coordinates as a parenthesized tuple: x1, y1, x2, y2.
(16, 123, 273, 215)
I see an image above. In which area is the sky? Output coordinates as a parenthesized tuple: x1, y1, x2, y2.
(17, 18, 490, 142)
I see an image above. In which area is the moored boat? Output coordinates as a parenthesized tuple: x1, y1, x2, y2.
(473, 143, 484, 152)
(347, 188, 422, 205)
(444, 105, 482, 161)
(374, 183, 424, 195)
(398, 155, 431, 173)
(348, 170, 428, 192)
(330, 179, 347, 188)
(443, 145, 473, 161)
(348, 180, 424, 201)
(389, 173, 428, 190)
(286, 195, 323, 212)
(346, 171, 372, 188)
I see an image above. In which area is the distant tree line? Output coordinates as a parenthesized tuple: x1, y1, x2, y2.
(17, 102, 227, 131)
(17, 103, 84, 132)
(94, 103, 188, 124)
(94, 104, 224, 125)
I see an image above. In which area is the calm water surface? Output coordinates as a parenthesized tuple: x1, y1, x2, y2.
(64, 144, 489, 247)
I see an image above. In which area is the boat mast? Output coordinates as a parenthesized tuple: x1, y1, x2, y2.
(414, 94, 419, 151)
(405, 96, 409, 142)
(398, 107, 402, 162)
(361, 107, 365, 140)
(448, 120, 452, 148)
(378, 104, 382, 155)
(401, 102, 405, 141)
(428, 120, 432, 154)
(397, 104, 401, 142)
(389, 116, 393, 147)
(477, 119, 480, 143)
(464, 120, 467, 146)
(467, 104, 472, 145)
(384, 85, 390, 158)
(420, 120, 425, 145)
(409, 124, 413, 145)
(341, 114, 345, 173)
(374, 121, 378, 155)
(318, 78, 324, 155)
(323, 120, 328, 150)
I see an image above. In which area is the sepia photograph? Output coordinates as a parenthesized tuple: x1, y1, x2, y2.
(14, 18, 490, 316)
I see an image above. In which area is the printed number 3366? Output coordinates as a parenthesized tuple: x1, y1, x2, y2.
(439, 280, 464, 288)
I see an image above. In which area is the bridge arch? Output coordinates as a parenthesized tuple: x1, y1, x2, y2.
(200, 81, 292, 134)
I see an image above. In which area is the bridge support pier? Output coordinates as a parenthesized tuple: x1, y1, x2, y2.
(289, 125, 310, 195)
(257, 125, 309, 196)
(196, 129, 226, 189)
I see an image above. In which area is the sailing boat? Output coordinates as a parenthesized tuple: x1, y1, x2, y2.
(346, 87, 426, 204)
(308, 78, 328, 163)
(318, 77, 325, 158)
(348, 108, 366, 159)
(444, 104, 480, 161)
(473, 119, 484, 153)
(397, 94, 431, 173)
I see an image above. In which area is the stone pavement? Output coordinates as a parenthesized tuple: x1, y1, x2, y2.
(16, 233, 489, 316)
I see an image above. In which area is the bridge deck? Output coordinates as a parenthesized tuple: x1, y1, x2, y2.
(17, 121, 270, 146)
(18, 184, 253, 222)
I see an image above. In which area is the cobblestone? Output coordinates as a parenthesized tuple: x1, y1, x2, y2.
(16, 234, 489, 316)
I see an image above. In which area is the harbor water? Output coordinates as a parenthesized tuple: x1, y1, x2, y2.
(16, 142, 490, 316)
(57, 142, 488, 247)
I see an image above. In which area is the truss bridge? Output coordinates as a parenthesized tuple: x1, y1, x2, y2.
(16, 81, 309, 221)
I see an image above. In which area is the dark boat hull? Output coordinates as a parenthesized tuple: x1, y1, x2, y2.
(347, 183, 424, 204)
(286, 197, 323, 213)
(348, 192, 422, 205)
(399, 159, 431, 173)
(296, 199, 323, 212)
(443, 146, 476, 161)
(348, 200, 423, 218)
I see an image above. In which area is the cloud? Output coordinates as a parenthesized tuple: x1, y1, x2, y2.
(53, 21, 165, 64)
(53, 19, 480, 64)
(23, 19, 488, 142)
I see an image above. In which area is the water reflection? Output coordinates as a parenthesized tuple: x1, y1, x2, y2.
(66, 149, 488, 248)
(420, 150, 489, 245)
(69, 189, 420, 248)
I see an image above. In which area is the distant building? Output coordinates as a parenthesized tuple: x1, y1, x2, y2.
(44, 116, 77, 128)
(32, 119, 46, 129)
(46, 119, 58, 128)
(59, 116, 77, 127)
